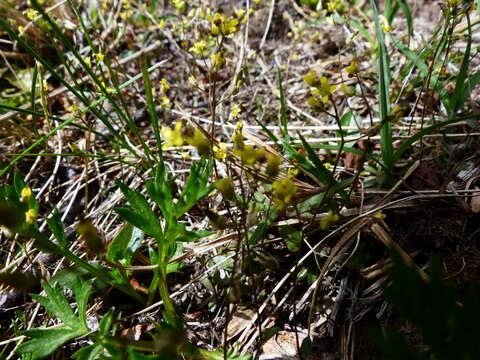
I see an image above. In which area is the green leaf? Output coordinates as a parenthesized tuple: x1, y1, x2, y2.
(72, 343, 103, 360)
(16, 276, 93, 359)
(278, 226, 302, 252)
(371, 0, 393, 177)
(17, 327, 86, 359)
(115, 181, 163, 239)
(298, 132, 336, 186)
(176, 158, 214, 217)
(107, 223, 144, 265)
(146, 161, 174, 221)
(13, 171, 26, 195)
(31, 281, 84, 329)
(98, 308, 117, 336)
(46, 208, 68, 249)
(448, 12, 473, 117)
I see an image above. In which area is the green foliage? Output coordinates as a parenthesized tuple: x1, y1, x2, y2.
(372, 249, 480, 359)
(17, 275, 93, 359)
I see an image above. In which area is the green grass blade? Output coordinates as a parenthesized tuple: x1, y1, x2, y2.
(370, 0, 393, 177)
(142, 56, 162, 149)
(448, 11, 472, 117)
(277, 68, 288, 137)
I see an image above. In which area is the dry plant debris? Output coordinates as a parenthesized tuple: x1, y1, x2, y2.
(1, 0, 480, 359)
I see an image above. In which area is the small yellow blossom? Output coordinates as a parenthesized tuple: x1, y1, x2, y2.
(21, 187, 33, 203)
(172, 0, 186, 13)
(159, 78, 170, 92)
(69, 104, 80, 113)
(230, 104, 241, 119)
(234, 145, 265, 165)
(95, 53, 105, 63)
(215, 177, 235, 202)
(211, 52, 225, 70)
(160, 96, 171, 109)
(158, 19, 166, 28)
(232, 121, 244, 150)
(190, 40, 206, 55)
(272, 176, 298, 209)
(209, 13, 239, 35)
(235, 9, 246, 18)
(310, 77, 336, 103)
(320, 210, 340, 230)
(381, 23, 393, 32)
(213, 142, 228, 159)
(25, 209, 36, 225)
(161, 121, 184, 149)
(266, 154, 281, 177)
(42, 80, 48, 92)
(84, 56, 91, 68)
(345, 60, 358, 75)
(23, 8, 39, 20)
(304, 69, 320, 87)
(184, 128, 210, 156)
(373, 211, 387, 219)
(340, 83, 355, 97)
(18, 25, 25, 35)
(188, 75, 197, 85)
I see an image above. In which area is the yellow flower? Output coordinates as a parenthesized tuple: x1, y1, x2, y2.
(213, 142, 228, 159)
(209, 13, 239, 35)
(188, 75, 197, 85)
(230, 104, 241, 119)
(25, 209, 36, 225)
(232, 122, 245, 150)
(307, 96, 325, 112)
(311, 77, 336, 103)
(215, 177, 235, 202)
(21, 187, 33, 203)
(272, 177, 298, 208)
(159, 78, 170, 92)
(95, 53, 105, 63)
(158, 19, 166, 28)
(185, 128, 210, 156)
(211, 52, 225, 70)
(234, 145, 265, 165)
(319, 210, 340, 230)
(190, 40, 206, 55)
(266, 154, 281, 177)
(161, 121, 184, 149)
(381, 23, 393, 32)
(23, 8, 39, 20)
(373, 211, 387, 219)
(160, 96, 171, 109)
(84, 56, 92, 68)
(172, 0, 186, 13)
(69, 104, 80, 114)
(235, 9, 246, 18)
(340, 83, 355, 97)
(304, 69, 320, 87)
(345, 60, 358, 75)
(222, 17, 239, 35)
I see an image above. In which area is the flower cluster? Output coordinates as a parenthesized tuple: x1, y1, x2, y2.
(161, 121, 210, 156)
(232, 122, 265, 165)
(272, 171, 298, 209)
(208, 13, 239, 36)
(304, 70, 337, 111)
